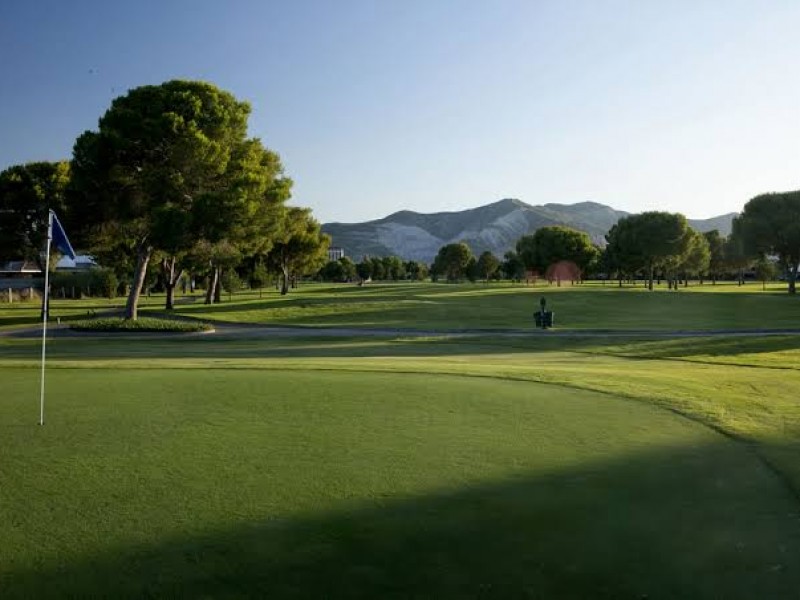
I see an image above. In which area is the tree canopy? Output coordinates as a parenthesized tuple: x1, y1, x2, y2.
(516, 226, 598, 281)
(432, 242, 473, 282)
(69, 80, 291, 316)
(604, 212, 692, 290)
(735, 191, 800, 294)
(265, 207, 330, 295)
(0, 161, 70, 267)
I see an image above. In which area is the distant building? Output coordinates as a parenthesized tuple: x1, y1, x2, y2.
(0, 260, 41, 276)
(55, 255, 97, 271)
(328, 247, 345, 262)
(0, 260, 43, 294)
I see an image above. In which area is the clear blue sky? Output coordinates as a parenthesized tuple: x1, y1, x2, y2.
(2, 0, 799, 223)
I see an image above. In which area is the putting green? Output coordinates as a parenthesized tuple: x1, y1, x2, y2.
(1, 368, 799, 598)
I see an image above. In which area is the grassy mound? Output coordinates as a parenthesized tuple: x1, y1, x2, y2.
(69, 316, 212, 333)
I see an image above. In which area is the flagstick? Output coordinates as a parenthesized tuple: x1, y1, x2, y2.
(39, 211, 53, 426)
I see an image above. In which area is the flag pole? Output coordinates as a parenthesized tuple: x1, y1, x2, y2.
(39, 210, 53, 426)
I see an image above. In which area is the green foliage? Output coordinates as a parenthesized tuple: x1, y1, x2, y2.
(476, 251, 500, 282)
(516, 226, 599, 277)
(382, 256, 405, 281)
(356, 260, 373, 282)
(317, 257, 357, 283)
(51, 268, 118, 299)
(265, 207, 330, 294)
(369, 257, 385, 280)
(432, 242, 473, 282)
(703, 230, 726, 281)
(754, 256, 778, 289)
(501, 251, 525, 281)
(404, 260, 428, 281)
(338, 257, 357, 282)
(69, 317, 211, 332)
(605, 212, 692, 289)
(221, 269, 242, 294)
(69, 80, 292, 317)
(675, 229, 711, 281)
(319, 260, 346, 282)
(736, 191, 800, 293)
(0, 161, 71, 267)
(248, 260, 270, 290)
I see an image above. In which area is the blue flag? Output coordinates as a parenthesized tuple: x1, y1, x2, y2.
(50, 210, 76, 260)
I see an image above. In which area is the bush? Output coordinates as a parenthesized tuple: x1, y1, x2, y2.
(221, 269, 242, 294)
(70, 317, 213, 333)
(51, 268, 119, 299)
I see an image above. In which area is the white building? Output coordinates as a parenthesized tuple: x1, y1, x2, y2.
(327, 247, 345, 262)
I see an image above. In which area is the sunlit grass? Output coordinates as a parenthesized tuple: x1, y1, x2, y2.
(3, 305, 800, 596)
(166, 281, 800, 330)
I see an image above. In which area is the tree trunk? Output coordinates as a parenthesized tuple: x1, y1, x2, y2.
(205, 267, 219, 305)
(789, 263, 798, 295)
(125, 247, 151, 320)
(280, 267, 289, 295)
(648, 265, 654, 291)
(214, 273, 222, 303)
(161, 257, 183, 311)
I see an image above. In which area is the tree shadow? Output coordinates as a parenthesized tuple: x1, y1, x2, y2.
(3, 441, 800, 599)
(601, 336, 800, 363)
(0, 333, 618, 361)
(2, 331, 799, 364)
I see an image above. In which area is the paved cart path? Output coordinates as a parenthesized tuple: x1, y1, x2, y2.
(5, 318, 800, 340)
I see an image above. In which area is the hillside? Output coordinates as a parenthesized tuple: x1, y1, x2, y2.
(322, 199, 736, 262)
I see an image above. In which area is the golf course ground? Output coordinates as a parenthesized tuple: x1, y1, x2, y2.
(1, 282, 800, 598)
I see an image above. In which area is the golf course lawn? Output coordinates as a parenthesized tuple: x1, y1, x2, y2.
(3, 281, 800, 332)
(2, 331, 800, 598)
(163, 281, 800, 331)
(2, 282, 800, 597)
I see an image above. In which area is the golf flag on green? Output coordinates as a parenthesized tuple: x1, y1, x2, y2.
(51, 210, 76, 260)
(40, 210, 75, 425)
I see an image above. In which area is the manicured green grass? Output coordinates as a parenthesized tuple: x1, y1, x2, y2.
(2, 330, 800, 597)
(2, 365, 799, 598)
(165, 281, 800, 331)
(3, 282, 797, 332)
(0, 295, 164, 331)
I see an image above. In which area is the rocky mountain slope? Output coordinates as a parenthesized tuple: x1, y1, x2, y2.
(322, 199, 737, 263)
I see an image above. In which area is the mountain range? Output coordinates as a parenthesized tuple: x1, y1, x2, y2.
(321, 199, 738, 263)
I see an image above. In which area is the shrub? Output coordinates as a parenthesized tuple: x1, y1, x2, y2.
(51, 268, 119, 298)
(70, 317, 212, 333)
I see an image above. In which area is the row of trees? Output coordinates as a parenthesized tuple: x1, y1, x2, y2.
(420, 199, 799, 293)
(0, 81, 331, 319)
(604, 203, 800, 294)
(317, 256, 430, 283)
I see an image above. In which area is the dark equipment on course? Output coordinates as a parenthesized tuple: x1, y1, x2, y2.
(534, 297, 554, 329)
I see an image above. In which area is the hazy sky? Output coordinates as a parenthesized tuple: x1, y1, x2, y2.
(2, 0, 799, 223)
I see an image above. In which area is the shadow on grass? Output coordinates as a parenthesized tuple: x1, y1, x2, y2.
(166, 285, 800, 332)
(0, 334, 627, 361)
(1, 333, 799, 364)
(3, 441, 800, 599)
(600, 336, 800, 363)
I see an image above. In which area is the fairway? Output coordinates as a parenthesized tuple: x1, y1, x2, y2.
(165, 282, 800, 331)
(2, 366, 800, 598)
